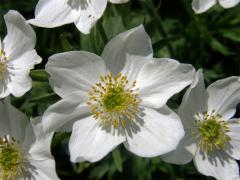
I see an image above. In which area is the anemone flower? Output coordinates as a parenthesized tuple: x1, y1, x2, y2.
(162, 70, 240, 180)
(42, 25, 195, 163)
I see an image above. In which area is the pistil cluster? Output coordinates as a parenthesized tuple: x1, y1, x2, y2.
(193, 110, 230, 152)
(87, 73, 140, 128)
(0, 136, 22, 180)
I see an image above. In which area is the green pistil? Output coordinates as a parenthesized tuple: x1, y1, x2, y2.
(194, 112, 230, 152)
(103, 86, 131, 112)
(0, 137, 21, 179)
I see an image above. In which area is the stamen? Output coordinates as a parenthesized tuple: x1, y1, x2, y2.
(193, 110, 230, 152)
(87, 73, 140, 128)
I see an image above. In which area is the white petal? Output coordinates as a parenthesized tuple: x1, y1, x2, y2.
(3, 10, 36, 60)
(28, 0, 78, 28)
(74, 0, 107, 34)
(69, 116, 125, 162)
(137, 58, 195, 109)
(124, 106, 185, 157)
(179, 69, 208, 129)
(0, 79, 10, 99)
(6, 68, 32, 97)
(225, 119, 240, 160)
(219, 0, 240, 8)
(23, 117, 54, 161)
(46, 51, 107, 98)
(0, 99, 28, 142)
(108, 0, 130, 3)
(29, 159, 59, 180)
(101, 25, 153, 75)
(42, 92, 91, 133)
(207, 76, 240, 120)
(8, 50, 42, 68)
(161, 132, 197, 165)
(192, 0, 217, 13)
(194, 149, 239, 180)
(121, 55, 149, 84)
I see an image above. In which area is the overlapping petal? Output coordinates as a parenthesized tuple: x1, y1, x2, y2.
(207, 76, 240, 120)
(136, 58, 195, 109)
(28, 0, 79, 28)
(46, 51, 107, 98)
(101, 25, 153, 75)
(178, 70, 207, 129)
(3, 10, 36, 60)
(194, 150, 239, 180)
(124, 106, 184, 157)
(69, 116, 125, 162)
(42, 92, 91, 133)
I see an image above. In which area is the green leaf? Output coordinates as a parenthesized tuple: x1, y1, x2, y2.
(60, 34, 74, 51)
(208, 37, 232, 55)
(29, 93, 59, 103)
(112, 148, 123, 172)
(30, 69, 49, 82)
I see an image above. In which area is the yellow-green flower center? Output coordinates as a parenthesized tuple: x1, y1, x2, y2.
(87, 73, 140, 128)
(194, 111, 230, 152)
(0, 49, 7, 79)
(0, 136, 22, 179)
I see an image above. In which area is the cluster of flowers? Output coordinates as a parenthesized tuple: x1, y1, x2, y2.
(0, 0, 240, 180)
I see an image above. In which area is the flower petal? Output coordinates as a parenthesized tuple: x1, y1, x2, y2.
(0, 99, 28, 143)
(3, 10, 36, 60)
(219, 0, 240, 8)
(124, 106, 184, 157)
(42, 92, 91, 133)
(194, 149, 239, 180)
(69, 116, 125, 162)
(46, 51, 107, 98)
(6, 68, 32, 97)
(225, 119, 240, 160)
(137, 58, 195, 109)
(179, 69, 208, 129)
(23, 117, 54, 161)
(0, 79, 10, 99)
(8, 50, 42, 68)
(74, 0, 107, 34)
(207, 76, 240, 120)
(101, 25, 153, 75)
(192, 0, 217, 13)
(28, 0, 78, 28)
(108, 0, 130, 3)
(30, 159, 59, 180)
(161, 132, 197, 165)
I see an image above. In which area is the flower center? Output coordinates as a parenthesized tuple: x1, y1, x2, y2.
(0, 49, 7, 79)
(87, 73, 140, 128)
(0, 136, 22, 179)
(193, 111, 230, 152)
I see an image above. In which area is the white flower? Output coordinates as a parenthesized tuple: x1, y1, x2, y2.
(192, 0, 240, 13)
(28, 0, 130, 34)
(42, 25, 195, 162)
(0, 10, 42, 99)
(0, 99, 59, 180)
(162, 70, 240, 180)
